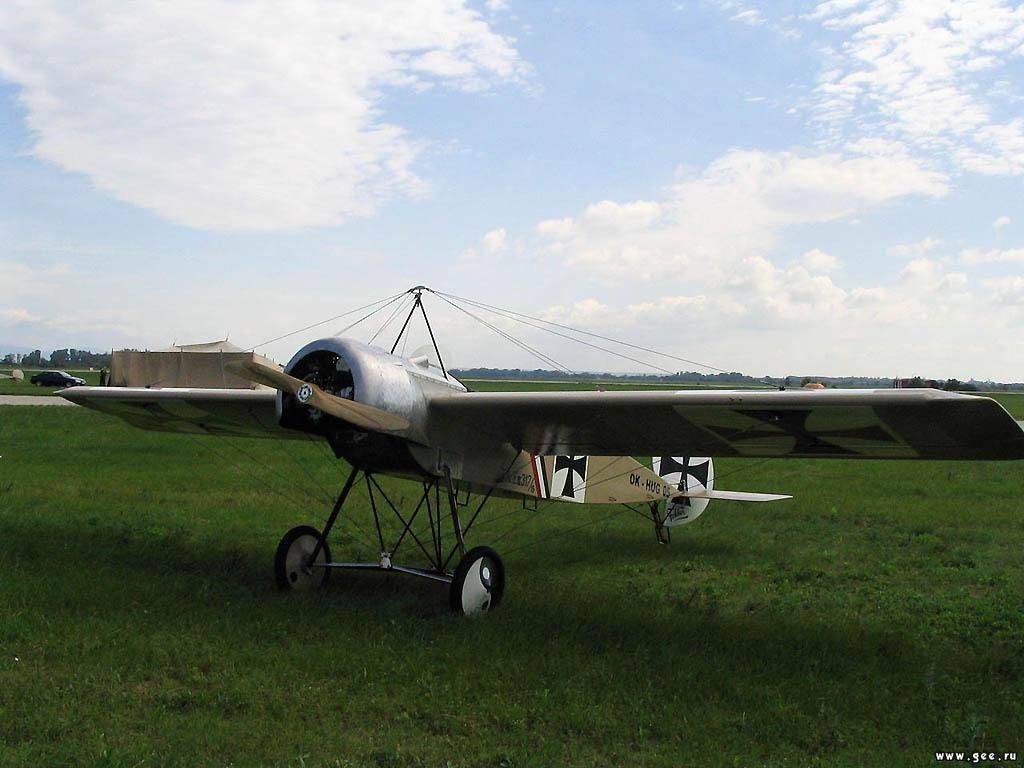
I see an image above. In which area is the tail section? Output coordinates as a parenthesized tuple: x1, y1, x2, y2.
(653, 455, 792, 527)
(653, 456, 715, 526)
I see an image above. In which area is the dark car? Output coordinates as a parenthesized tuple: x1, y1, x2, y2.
(30, 370, 86, 388)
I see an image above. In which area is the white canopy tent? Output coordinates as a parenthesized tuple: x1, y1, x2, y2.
(110, 339, 277, 389)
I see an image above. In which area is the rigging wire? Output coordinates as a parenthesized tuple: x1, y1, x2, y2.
(368, 293, 415, 345)
(500, 507, 632, 556)
(434, 289, 676, 376)
(431, 288, 737, 376)
(220, 438, 378, 549)
(431, 291, 576, 375)
(485, 455, 775, 559)
(331, 292, 409, 338)
(246, 290, 409, 352)
(465, 430, 777, 554)
(180, 433, 377, 551)
(214, 284, 781, 562)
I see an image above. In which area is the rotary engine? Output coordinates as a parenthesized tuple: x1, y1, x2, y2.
(278, 337, 427, 475)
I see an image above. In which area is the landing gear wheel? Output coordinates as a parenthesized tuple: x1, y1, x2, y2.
(450, 546, 504, 616)
(275, 525, 331, 592)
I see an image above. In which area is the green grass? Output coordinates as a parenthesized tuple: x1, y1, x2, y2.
(0, 369, 101, 396)
(1, 392, 1023, 767)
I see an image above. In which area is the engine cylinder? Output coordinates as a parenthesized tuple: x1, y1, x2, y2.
(279, 337, 428, 475)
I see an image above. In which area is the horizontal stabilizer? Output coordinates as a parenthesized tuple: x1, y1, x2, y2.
(673, 489, 792, 503)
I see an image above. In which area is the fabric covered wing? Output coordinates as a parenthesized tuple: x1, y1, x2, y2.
(428, 388, 1024, 460)
(59, 386, 300, 439)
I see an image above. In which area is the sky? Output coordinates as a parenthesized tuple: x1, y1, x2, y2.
(1, 0, 1024, 379)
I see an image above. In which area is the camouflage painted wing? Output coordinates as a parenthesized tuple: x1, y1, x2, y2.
(428, 388, 1024, 460)
(59, 386, 300, 439)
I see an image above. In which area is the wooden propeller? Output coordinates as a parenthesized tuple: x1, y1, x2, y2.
(226, 359, 410, 433)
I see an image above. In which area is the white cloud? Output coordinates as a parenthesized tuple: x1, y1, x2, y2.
(731, 9, 765, 26)
(523, 250, 1024, 378)
(482, 228, 507, 253)
(0, 308, 38, 324)
(712, 1, 767, 26)
(624, 295, 708, 319)
(988, 276, 1024, 305)
(807, 0, 1024, 176)
(521, 125, 1024, 376)
(801, 248, 841, 273)
(961, 247, 1024, 265)
(994, 215, 1013, 229)
(0, 1, 525, 231)
(541, 298, 612, 326)
(0, 261, 72, 299)
(536, 146, 946, 279)
(887, 236, 942, 258)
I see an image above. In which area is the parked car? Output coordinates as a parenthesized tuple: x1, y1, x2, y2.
(29, 370, 86, 388)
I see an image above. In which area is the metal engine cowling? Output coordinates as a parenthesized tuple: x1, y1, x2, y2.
(279, 337, 428, 474)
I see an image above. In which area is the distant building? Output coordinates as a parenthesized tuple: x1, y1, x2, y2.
(893, 377, 939, 389)
(110, 339, 277, 389)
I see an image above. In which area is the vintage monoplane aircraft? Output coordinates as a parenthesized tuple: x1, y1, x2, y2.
(61, 291, 1024, 614)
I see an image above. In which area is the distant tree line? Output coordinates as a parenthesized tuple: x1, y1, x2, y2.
(452, 368, 1021, 392)
(2, 349, 112, 368)
(0, 354, 1016, 391)
(451, 367, 769, 385)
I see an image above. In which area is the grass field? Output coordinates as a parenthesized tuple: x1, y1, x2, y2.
(1, 389, 1023, 766)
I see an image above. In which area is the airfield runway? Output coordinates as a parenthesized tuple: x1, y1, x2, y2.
(0, 395, 75, 406)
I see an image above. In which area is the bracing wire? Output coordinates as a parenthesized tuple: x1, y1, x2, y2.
(181, 433, 378, 551)
(368, 293, 415, 345)
(433, 289, 676, 376)
(431, 289, 736, 376)
(332, 292, 409, 338)
(431, 291, 576, 375)
(247, 290, 409, 352)
(480, 453, 777, 559)
(500, 507, 631, 556)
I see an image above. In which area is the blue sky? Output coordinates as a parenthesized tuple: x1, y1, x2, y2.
(2, 1, 1024, 378)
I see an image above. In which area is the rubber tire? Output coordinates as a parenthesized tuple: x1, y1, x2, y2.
(449, 545, 505, 615)
(274, 525, 331, 591)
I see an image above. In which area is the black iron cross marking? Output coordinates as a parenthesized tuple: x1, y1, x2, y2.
(656, 456, 686, 483)
(657, 456, 711, 510)
(707, 409, 899, 456)
(655, 456, 710, 488)
(554, 455, 588, 498)
(686, 457, 711, 488)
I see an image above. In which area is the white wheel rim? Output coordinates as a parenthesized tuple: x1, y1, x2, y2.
(460, 557, 494, 615)
(284, 533, 327, 591)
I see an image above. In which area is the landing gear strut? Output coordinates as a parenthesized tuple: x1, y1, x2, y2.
(650, 501, 671, 545)
(274, 465, 505, 615)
